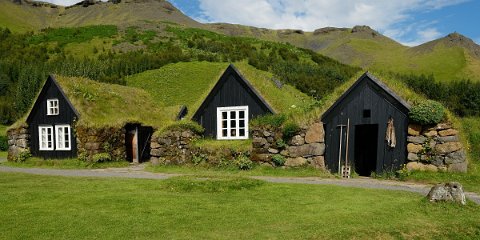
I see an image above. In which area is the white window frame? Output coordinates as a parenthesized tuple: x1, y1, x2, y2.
(55, 125, 71, 151)
(216, 106, 249, 140)
(47, 99, 59, 116)
(38, 126, 54, 151)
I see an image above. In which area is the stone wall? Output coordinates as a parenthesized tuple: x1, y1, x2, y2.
(150, 129, 199, 165)
(406, 122, 467, 172)
(251, 122, 326, 169)
(7, 126, 30, 161)
(76, 125, 126, 161)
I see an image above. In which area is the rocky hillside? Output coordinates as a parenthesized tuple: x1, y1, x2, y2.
(1, 0, 480, 81)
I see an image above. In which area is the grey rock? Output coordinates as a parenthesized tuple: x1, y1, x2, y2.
(150, 148, 164, 157)
(289, 135, 305, 146)
(252, 137, 267, 148)
(285, 157, 308, 167)
(407, 152, 419, 161)
(263, 131, 271, 137)
(287, 143, 325, 157)
(268, 148, 279, 154)
(407, 136, 427, 144)
(435, 142, 462, 155)
(448, 161, 468, 173)
(436, 136, 459, 143)
(427, 182, 466, 205)
(150, 141, 161, 149)
(305, 122, 325, 143)
(431, 156, 445, 167)
(445, 150, 466, 164)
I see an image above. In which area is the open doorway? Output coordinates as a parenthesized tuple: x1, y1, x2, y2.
(354, 124, 378, 176)
(126, 128, 138, 163)
(125, 124, 153, 163)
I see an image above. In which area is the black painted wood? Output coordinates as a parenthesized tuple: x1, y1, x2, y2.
(192, 64, 274, 137)
(26, 76, 79, 159)
(321, 73, 410, 175)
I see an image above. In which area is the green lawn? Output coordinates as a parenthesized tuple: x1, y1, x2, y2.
(1, 173, 479, 239)
(1, 158, 129, 169)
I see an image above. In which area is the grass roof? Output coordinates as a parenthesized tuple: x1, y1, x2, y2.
(12, 75, 178, 130)
(125, 61, 315, 118)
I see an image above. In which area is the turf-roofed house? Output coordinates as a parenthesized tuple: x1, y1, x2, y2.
(7, 75, 176, 163)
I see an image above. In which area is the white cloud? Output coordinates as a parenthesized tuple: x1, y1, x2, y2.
(196, 0, 469, 45)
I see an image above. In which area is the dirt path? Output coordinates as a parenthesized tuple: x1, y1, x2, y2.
(1, 165, 479, 204)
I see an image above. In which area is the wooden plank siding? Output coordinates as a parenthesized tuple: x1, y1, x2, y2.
(322, 73, 410, 174)
(27, 76, 79, 159)
(192, 64, 274, 138)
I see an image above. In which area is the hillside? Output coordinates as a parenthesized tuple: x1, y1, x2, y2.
(1, 0, 479, 82)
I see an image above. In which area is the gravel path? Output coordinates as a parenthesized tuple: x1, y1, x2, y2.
(1, 165, 479, 204)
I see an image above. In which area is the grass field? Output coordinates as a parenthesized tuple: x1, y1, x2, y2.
(1, 172, 479, 239)
(1, 158, 130, 169)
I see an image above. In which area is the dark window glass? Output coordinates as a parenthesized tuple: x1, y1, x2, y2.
(239, 129, 245, 136)
(239, 111, 245, 119)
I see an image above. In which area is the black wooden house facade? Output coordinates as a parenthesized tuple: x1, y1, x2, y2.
(26, 75, 79, 159)
(321, 72, 411, 175)
(192, 64, 274, 139)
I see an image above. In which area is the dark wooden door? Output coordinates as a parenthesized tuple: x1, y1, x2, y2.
(354, 124, 378, 176)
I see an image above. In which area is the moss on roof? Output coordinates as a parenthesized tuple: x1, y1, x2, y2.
(125, 61, 315, 118)
(12, 75, 178, 130)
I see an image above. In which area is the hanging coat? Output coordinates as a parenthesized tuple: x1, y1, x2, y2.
(386, 118, 396, 148)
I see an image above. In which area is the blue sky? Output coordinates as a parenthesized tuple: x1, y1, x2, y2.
(43, 0, 480, 46)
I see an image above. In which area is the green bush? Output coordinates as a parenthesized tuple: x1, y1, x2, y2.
(272, 154, 286, 166)
(0, 136, 8, 151)
(92, 153, 111, 163)
(250, 114, 286, 128)
(192, 153, 208, 165)
(282, 122, 301, 140)
(409, 100, 445, 125)
(14, 150, 31, 162)
(234, 154, 253, 170)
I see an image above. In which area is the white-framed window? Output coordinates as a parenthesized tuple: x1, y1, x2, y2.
(55, 125, 71, 151)
(217, 106, 249, 140)
(39, 126, 54, 151)
(47, 99, 59, 116)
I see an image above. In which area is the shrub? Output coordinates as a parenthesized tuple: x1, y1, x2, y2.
(409, 100, 445, 125)
(272, 154, 286, 166)
(14, 150, 31, 162)
(92, 152, 111, 163)
(234, 154, 253, 170)
(282, 122, 301, 140)
(192, 153, 208, 165)
(0, 136, 8, 151)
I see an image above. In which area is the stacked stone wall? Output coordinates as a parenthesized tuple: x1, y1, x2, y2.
(406, 122, 467, 172)
(150, 129, 199, 165)
(76, 125, 126, 161)
(7, 126, 30, 161)
(251, 122, 326, 169)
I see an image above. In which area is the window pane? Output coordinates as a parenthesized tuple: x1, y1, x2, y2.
(230, 111, 236, 119)
(222, 129, 228, 137)
(222, 120, 227, 128)
(231, 120, 236, 128)
(222, 112, 227, 119)
(239, 111, 245, 119)
(231, 129, 236, 137)
(239, 120, 245, 128)
(239, 129, 245, 136)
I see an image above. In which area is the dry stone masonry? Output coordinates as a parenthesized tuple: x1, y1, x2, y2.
(406, 122, 467, 172)
(251, 122, 326, 169)
(76, 126, 126, 161)
(150, 129, 199, 165)
(7, 126, 30, 161)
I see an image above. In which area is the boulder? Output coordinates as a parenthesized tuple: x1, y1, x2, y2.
(263, 131, 271, 137)
(407, 136, 427, 144)
(285, 157, 308, 167)
(406, 162, 426, 171)
(268, 148, 279, 154)
(287, 143, 325, 157)
(150, 157, 160, 166)
(444, 150, 466, 164)
(427, 182, 466, 205)
(448, 161, 468, 173)
(436, 136, 459, 143)
(424, 164, 438, 172)
(435, 123, 452, 130)
(289, 135, 304, 146)
(407, 152, 419, 161)
(408, 124, 422, 136)
(431, 156, 445, 167)
(305, 122, 325, 143)
(150, 148, 163, 157)
(438, 129, 458, 137)
(310, 156, 325, 169)
(251, 153, 271, 162)
(407, 143, 423, 154)
(151, 141, 161, 149)
(422, 130, 438, 138)
(252, 137, 268, 148)
(435, 142, 462, 155)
